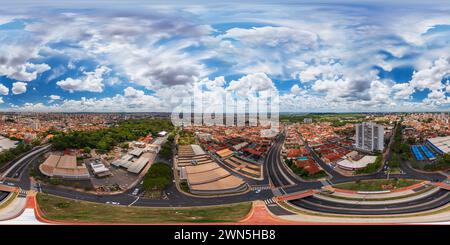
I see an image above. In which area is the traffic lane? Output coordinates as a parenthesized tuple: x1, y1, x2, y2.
(2, 145, 51, 178)
(283, 181, 323, 193)
(288, 190, 450, 215)
(266, 202, 296, 216)
(265, 140, 284, 187)
(269, 146, 293, 186)
(41, 184, 137, 205)
(289, 195, 450, 215)
(399, 159, 446, 182)
(6, 152, 42, 180)
(41, 181, 273, 207)
(301, 189, 449, 209)
(0, 191, 9, 202)
(274, 141, 299, 184)
(266, 137, 295, 187)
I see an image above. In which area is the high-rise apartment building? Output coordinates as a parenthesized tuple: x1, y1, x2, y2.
(355, 122, 384, 152)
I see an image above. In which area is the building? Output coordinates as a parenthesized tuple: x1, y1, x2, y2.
(426, 136, 450, 155)
(39, 154, 90, 179)
(177, 144, 248, 195)
(89, 160, 111, 177)
(0, 136, 18, 152)
(337, 155, 377, 171)
(303, 118, 313, 124)
(355, 122, 384, 152)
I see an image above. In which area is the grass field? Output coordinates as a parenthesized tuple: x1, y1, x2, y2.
(36, 193, 252, 223)
(0, 192, 17, 210)
(333, 179, 421, 191)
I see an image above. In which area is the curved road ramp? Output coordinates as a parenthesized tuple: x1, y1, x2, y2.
(269, 183, 450, 224)
(0, 190, 44, 225)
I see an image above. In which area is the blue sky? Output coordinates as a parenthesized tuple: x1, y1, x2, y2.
(0, 1, 449, 112)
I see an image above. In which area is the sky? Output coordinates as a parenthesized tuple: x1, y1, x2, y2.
(0, 1, 449, 113)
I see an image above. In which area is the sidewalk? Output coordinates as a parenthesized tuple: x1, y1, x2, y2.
(238, 201, 298, 225)
(313, 187, 441, 205)
(324, 181, 430, 199)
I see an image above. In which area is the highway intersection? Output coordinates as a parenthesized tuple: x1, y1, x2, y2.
(0, 133, 449, 222)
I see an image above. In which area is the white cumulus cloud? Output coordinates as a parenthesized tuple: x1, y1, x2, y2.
(0, 83, 9, 95)
(56, 66, 110, 93)
(12, 82, 27, 95)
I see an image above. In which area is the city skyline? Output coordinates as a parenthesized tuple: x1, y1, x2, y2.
(0, 0, 449, 113)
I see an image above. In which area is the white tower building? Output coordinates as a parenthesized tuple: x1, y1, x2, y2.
(355, 122, 384, 152)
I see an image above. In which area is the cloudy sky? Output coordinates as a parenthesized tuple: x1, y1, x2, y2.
(0, 0, 449, 112)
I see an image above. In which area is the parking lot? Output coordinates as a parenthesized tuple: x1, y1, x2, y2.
(90, 167, 140, 192)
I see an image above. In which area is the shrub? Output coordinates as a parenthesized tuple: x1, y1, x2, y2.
(143, 163, 172, 192)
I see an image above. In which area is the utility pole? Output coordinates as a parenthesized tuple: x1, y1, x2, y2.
(387, 165, 390, 180)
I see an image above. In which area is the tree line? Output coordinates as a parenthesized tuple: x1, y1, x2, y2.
(0, 143, 32, 169)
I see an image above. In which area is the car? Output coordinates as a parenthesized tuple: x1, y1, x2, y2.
(255, 189, 261, 194)
(111, 202, 120, 205)
(106, 201, 111, 204)
(7, 182, 14, 186)
(132, 188, 139, 196)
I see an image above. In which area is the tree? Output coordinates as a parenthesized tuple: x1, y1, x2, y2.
(159, 142, 172, 159)
(143, 163, 172, 192)
(120, 143, 129, 149)
(32, 138, 41, 146)
(50, 118, 174, 151)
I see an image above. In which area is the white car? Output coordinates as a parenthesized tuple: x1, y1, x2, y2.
(7, 182, 14, 186)
(132, 188, 139, 196)
(111, 202, 120, 205)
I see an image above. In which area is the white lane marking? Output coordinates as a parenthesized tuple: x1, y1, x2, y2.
(128, 196, 140, 207)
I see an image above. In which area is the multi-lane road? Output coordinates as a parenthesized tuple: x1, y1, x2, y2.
(0, 191, 8, 202)
(0, 145, 274, 207)
(264, 130, 449, 215)
(289, 189, 450, 215)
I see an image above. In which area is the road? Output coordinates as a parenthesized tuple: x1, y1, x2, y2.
(1, 145, 274, 207)
(288, 189, 450, 215)
(265, 132, 297, 188)
(0, 191, 8, 202)
(1, 145, 51, 179)
(263, 129, 449, 216)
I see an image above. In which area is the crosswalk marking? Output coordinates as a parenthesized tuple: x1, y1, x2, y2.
(263, 198, 277, 206)
(18, 189, 28, 198)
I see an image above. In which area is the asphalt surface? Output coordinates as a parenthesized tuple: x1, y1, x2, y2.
(0, 191, 8, 202)
(1, 145, 274, 207)
(288, 189, 450, 215)
(263, 130, 449, 216)
(265, 133, 297, 188)
(1, 145, 51, 179)
(266, 129, 447, 192)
